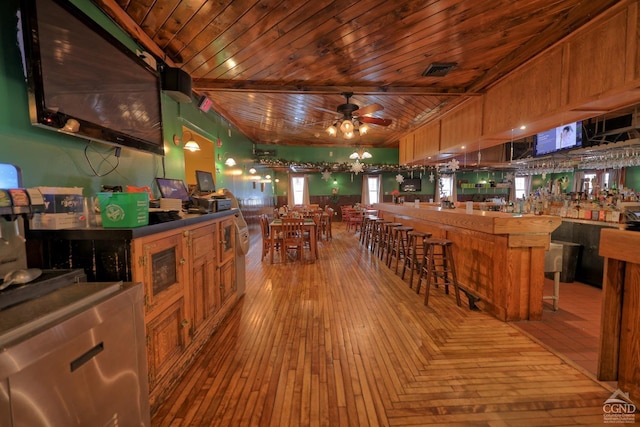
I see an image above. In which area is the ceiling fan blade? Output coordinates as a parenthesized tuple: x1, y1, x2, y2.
(314, 106, 340, 115)
(360, 116, 392, 126)
(356, 103, 383, 116)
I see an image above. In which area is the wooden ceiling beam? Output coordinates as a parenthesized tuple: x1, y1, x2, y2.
(193, 79, 482, 96)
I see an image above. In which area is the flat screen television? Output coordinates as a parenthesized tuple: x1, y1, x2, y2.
(18, 0, 164, 155)
(195, 170, 216, 193)
(156, 178, 190, 202)
(534, 122, 582, 157)
(400, 178, 421, 192)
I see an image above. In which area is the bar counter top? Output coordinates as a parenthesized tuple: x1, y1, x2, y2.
(373, 202, 562, 321)
(374, 203, 561, 247)
(26, 208, 239, 240)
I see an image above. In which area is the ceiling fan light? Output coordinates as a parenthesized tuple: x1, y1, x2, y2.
(326, 124, 337, 136)
(359, 123, 369, 135)
(184, 140, 201, 152)
(340, 119, 353, 133)
(343, 131, 354, 139)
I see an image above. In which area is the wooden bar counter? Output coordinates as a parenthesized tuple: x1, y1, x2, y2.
(598, 229, 640, 403)
(373, 203, 561, 321)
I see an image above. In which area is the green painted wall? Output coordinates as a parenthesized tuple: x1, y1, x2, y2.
(256, 144, 436, 198)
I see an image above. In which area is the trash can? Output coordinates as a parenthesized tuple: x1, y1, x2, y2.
(552, 240, 581, 283)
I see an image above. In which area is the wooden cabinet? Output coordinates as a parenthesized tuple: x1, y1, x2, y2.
(188, 223, 218, 333)
(130, 216, 238, 411)
(25, 211, 242, 412)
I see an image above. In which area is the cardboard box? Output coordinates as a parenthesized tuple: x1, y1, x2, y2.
(34, 187, 84, 213)
(30, 213, 82, 230)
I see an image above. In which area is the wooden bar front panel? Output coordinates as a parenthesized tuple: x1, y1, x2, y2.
(599, 229, 640, 403)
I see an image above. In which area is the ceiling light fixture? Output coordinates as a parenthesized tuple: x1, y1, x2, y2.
(326, 118, 369, 139)
(349, 148, 373, 160)
(183, 131, 201, 152)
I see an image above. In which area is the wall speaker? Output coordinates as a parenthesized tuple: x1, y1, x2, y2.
(161, 67, 192, 103)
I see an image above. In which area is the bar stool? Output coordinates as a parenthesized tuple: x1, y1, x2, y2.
(378, 222, 402, 261)
(416, 238, 462, 307)
(387, 226, 413, 273)
(370, 219, 390, 254)
(360, 214, 378, 246)
(401, 230, 431, 289)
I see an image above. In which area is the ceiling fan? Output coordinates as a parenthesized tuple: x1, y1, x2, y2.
(322, 92, 392, 139)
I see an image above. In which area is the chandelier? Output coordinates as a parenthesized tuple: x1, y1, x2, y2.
(326, 118, 369, 139)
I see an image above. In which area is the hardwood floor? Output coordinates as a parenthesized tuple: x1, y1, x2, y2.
(151, 222, 616, 426)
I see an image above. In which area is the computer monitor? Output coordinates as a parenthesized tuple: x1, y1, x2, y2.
(195, 170, 216, 194)
(155, 178, 190, 202)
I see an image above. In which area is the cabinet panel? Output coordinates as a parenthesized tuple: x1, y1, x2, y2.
(146, 297, 188, 387)
(189, 224, 218, 331)
(219, 259, 236, 306)
(136, 232, 186, 313)
(219, 218, 236, 265)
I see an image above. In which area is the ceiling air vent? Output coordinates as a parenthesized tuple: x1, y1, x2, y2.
(422, 62, 457, 77)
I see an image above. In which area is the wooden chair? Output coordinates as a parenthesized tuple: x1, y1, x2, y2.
(259, 214, 279, 261)
(322, 208, 334, 240)
(280, 217, 305, 263)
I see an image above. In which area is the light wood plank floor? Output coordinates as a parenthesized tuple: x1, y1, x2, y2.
(152, 221, 616, 426)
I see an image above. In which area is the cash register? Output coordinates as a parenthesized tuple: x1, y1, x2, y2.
(191, 170, 231, 213)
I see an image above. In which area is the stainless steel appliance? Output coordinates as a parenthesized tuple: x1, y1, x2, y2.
(0, 281, 150, 427)
(0, 165, 150, 426)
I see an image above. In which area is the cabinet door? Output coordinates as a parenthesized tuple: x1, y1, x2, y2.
(189, 224, 219, 331)
(146, 297, 189, 387)
(218, 258, 236, 306)
(135, 232, 186, 313)
(219, 217, 236, 265)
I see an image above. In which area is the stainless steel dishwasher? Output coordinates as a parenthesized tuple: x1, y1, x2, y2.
(0, 281, 150, 427)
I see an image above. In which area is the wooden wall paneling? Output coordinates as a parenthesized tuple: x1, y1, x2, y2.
(483, 48, 564, 136)
(440, 97, 484, 152)
(413, 122, 441, 160)
(566, 9, 629, 105)
(399, 134, 415, 164)
(628, 2, 639, 82)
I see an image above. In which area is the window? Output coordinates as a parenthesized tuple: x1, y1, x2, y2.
(366, 176, 380, 204)
(291, 176, 305, 205)
(440, 175, 453, 199)
(515, 177, 528, 199)
(603, 171, 610, 190)
(582, 173, 597, 195)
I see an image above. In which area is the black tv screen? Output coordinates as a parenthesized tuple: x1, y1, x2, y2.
(19, 0, 164, 155)
(534, 122, 582, 157)
(400, 178, 421, 192)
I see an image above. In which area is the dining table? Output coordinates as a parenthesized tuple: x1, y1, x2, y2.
(269, 217, 317, 263)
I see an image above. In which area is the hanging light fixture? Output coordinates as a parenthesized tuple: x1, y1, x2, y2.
(349, 148, 372, 160)
(217, 152, 236, 166)
(183, 131, 201, 152)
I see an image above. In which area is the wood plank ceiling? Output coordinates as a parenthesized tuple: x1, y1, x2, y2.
(95, 0, 624, 150)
